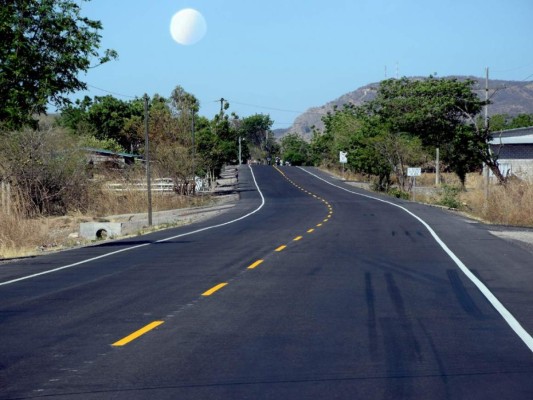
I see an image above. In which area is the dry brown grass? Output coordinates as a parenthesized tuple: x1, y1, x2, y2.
(0, 211, 52, 258)
(0, 174, 214, 258)
(323, 167, 533, 228)
(87, 188, 210, 217)
(461, 179, 533, 226)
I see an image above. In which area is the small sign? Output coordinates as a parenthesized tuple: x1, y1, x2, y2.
(339, 151, 348, 164)
(407, 167, 422, 177)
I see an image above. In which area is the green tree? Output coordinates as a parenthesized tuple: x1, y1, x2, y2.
(310, 129, 335, 166)
(508, 114, 533, 129)
(371, 77, 483, 148)
(370, 77, 511, 184)
(59, 95, 144, 152)
(487, 114, 509, 131)
(239, 114, 273, 148)
(280, 133, 310, 165)
(0, 0, 117, 129)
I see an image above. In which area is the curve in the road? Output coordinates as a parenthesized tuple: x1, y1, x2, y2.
(0, 164, 266, 287)
(299, 167, 533, 353)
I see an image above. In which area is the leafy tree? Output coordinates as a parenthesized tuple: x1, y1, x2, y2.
(60, 95, 144, 152)
(443, 124, 484, 185)
(312, 105, 394, 189)
(371, 77, 483, 148)
(280, 133, 310, 165)
(87, 96, 141, 147)
(196, 121, 224, 180)
(370, 131, 425, 190)
(507, 114, 533, 129)
(370, 77, 512, 184)
(487, 114, 509, 131)
(0, 0, 117, 129)
(486, 113, 533, 132)
(310, 129, 335, 166)
(239, 114, 273, 148)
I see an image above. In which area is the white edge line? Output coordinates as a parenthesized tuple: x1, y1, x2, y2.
(298, 167, 533, 353)
(0, 165, 265, 287)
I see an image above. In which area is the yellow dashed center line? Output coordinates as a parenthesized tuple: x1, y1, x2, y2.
(112, 321, 164, 347)
(202, 282, 228, 296)
(275, 245, 287, 252)
(307, 228, 315, 233)
(293, 236, 303, 241)
(247, 259, 264, 269)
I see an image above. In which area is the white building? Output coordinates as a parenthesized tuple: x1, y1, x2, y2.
(490, 127, 533, 182)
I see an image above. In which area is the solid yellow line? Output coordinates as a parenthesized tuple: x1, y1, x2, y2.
(307, 228, 315, 233)
(202, 282, 228, 296)
(275, 245, 287, 252)
(247, 259, 264, 269)
(112, 321, 164, 347)
(293, 236, 303, 241)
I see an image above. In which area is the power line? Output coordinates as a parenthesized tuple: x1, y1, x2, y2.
(86, 84, 137, 99)
(227, 100, 325, 116)
(492, 62, 533, 73)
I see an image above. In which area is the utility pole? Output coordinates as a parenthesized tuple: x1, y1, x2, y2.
(435, 147, 440, 186)
(144, 94, 152, 226)
(191, 108, 196, 194)
(484, 67, 490, 201)
(238, 136, 242, 165)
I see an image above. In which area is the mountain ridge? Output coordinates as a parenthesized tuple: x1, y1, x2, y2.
(280, 76, 533, 140)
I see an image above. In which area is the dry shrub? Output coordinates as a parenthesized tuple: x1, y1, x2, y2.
(483, 181, 533, 226)
(0, 210, 51, 258)
(0, 126, 92, 216)
(88, 189, 208, 217)
(460, 177, 533, 226)
(415, 172, 464, 187)
(86, 171, 211, 217)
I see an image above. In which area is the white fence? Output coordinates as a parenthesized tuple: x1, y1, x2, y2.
(105, 177, 210, 193)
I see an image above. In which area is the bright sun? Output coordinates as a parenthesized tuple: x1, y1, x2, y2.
(170, 8, 207, 46)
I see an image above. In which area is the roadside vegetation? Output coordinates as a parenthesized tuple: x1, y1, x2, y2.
(289, 76, 533, 228)
(1, 1, 532, 258)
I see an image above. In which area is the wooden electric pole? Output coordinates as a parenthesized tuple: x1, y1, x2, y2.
(144, 94, 152, 226)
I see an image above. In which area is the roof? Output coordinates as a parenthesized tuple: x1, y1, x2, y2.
(82, 147, 142, 158)
(489, 126, 533, 145)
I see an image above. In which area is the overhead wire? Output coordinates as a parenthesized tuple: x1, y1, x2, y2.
(86, 84, 138, 99)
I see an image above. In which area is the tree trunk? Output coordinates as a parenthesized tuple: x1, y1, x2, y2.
(487, 160, 506, 185)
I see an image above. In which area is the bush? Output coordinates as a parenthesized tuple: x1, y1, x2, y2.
(387, 187, 410, 199)
(0, 125, 93, 215)
(439, 185, 462, 209)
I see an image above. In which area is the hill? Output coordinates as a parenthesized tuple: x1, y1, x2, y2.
(283, 77, 533, 141)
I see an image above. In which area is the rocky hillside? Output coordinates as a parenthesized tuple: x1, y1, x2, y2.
(284, 77, 533, 141)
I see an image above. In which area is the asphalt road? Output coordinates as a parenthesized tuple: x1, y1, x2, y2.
(1, 165, 532, 399)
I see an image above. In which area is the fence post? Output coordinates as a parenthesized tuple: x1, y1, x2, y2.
(1, 181, 4, 213)
(1, 181, 11, 215)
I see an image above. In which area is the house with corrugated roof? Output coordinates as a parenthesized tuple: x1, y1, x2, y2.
(83, 147, 142, 169)
(490, 126, 533, 181)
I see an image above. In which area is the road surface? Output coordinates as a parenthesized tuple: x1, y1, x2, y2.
(1, 165, 532, 399)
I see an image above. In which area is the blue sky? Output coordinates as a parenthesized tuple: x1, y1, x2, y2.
(76, 0, 533, 130)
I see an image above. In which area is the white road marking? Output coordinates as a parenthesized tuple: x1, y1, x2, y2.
(0, 165, 265, 287)
(299, 167, 533, 353)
